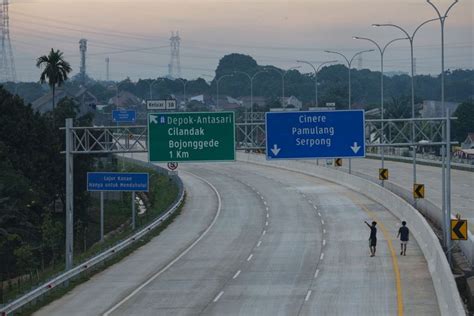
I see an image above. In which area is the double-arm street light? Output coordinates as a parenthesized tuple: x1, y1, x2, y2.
(324, 49, 374, 109)
(373, 17, 443, 221)
(233, 70, 268, 117)
(352, 36, 407, 172)
(325, 49, 373, 174)
(296, 60, 337, 107)
(267, 66, 301, 104)
(425, 0, 459, 264)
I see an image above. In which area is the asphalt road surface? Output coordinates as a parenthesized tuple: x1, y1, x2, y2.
(35, 159, 439, 316)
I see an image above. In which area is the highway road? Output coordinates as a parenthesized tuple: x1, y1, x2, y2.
(331, 157, 473, 231)
(35, 158, 439, 315)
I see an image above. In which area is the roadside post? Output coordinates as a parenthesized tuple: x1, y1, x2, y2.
(87, 172, 149, 235)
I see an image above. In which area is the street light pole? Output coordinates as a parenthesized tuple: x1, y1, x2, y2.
(216, 74, 234, 108)
(374, 18, 439, 190)
(296, 60, 337, 107)
(426, 0, 459, 264)
(352, 37, 407, 175)
(268, 66, 301, 106)
(324, 49, 373, 174)
(176, 78, 189, 106)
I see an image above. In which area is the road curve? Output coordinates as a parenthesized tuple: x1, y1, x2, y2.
(35, 160, 439, 315)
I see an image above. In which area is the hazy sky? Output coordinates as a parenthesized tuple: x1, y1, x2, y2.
(8, 0, 474, 81)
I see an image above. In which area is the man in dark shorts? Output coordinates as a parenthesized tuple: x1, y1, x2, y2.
(364, 221, 377, 257)
(397, 221, 409, 256)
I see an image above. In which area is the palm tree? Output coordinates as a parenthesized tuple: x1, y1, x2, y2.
(36, 49, 72, 111)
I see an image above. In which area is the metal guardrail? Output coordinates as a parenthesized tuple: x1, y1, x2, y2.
(0, 163, 185, 316)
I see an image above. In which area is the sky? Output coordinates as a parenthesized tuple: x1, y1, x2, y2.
(7, 0, 474, 82)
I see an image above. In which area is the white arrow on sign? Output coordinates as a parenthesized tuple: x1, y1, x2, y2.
(150, 115, 158, 124)
(271, 144, 281, 156)
(350, 142, 361, 154)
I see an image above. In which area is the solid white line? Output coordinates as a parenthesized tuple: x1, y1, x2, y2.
(213, 291, 224, 302)
(233, 270, 241, 279)
(262, 230, 266, 236)
(318, 212, 321, 217)
(321, 219, 325, 225)
(305, 290, 312, 301)
(322, 239, 326, 246)
(314, 269, 320, 278)
(247, 254, 253, 261)
(320, 253, 324, 260)
(103, 171, 222, 316)
(257, 240, 262, 247)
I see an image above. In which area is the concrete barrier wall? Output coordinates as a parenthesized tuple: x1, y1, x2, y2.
(237, 152, 465, 316)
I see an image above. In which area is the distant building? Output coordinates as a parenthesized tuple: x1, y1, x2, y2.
(32, 87, 97, 116)
(462, 133, 474, 149)
(108, 90, 141, 108)
(281, 96, 302, 110)
(239, 96, 267, 109)
(421, 100, 460, 118)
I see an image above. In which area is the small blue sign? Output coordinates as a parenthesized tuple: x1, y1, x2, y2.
(112, 110, 136, 123)
(265, 110, 365, 160)
(87, 172, 149, 192)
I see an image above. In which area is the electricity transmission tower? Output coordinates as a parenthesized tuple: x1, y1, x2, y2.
(0, 0, 16, 82)
(168, 31, 181, 79)
(79, 38, 87, 84)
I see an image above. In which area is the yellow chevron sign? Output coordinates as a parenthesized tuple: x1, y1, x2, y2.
(379, 168, 389, 181)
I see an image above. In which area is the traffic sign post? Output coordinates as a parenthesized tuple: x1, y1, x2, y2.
(112, 110, 136, 123)
(379, 168, 389, 181)
(265, 110, 365, 160)
(87, 172, 149, 232)
(413, 183, 425, 199)
(148, 112, 235, 162)
(451, 219, 468, 240)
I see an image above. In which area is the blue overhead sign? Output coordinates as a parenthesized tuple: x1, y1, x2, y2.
(87, 172, 149, 192)
(265, 110, 365, 160)
(112, 110, 136, 123)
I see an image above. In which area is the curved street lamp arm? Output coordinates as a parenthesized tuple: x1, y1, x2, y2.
(350, 49, 374, 65)
(283, 66, 301, 78)
(382, 37, 408, 54)
(296, 60, 317, 74)
(427, 0, 458, 20)
(233, 70, 251, 81)
(251, 69, 270, 81)
(374, 23, 410, 39)
(353, 36, 382, 54)
(316, 60, 338, 72)
(412, 17, 441, 39)
(325, 50, 349, 65)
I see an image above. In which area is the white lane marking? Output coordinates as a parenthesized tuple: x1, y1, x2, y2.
(321, 219, 325, 225)
(308, 200, 313, 204)
(233, 270, 241, 279)
(260, 196, 264, 200)
(318, 212, 321, 217)
(265, 221, 268, 226)
(266, 213, 269, 218)
(305, 290, 312, 301)
(266, 207, 269, 211)
(213, 291, 224, 302)
(302, 194, 306, 198)
(263, 200, 267, 205)
(323, 239, 326, 246)
(247, 254, 253, 261)
(314, 269, 320, 278)
(262, 230, 266, 236)
(313, 206, 318, 210)
(103, 171, 222, 316)
(256, 191, 260, 195)
(257, 240, 262, 247)
(323, 229, 326, 234)
(320, 253, 324, 260)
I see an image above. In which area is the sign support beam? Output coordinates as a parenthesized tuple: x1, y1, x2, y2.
(132, 192, 136, 230)
(100, 191, 104, 242)
(65, 118, 74, 272)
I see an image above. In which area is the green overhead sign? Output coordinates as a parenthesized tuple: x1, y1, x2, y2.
(148, 112, 235, 162)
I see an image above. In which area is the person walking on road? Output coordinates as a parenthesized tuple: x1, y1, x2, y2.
(397, 221, 409, 256)
(364, 221, 377, 257)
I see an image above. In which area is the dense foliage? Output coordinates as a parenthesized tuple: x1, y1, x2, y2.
(0, 87, 93, 300)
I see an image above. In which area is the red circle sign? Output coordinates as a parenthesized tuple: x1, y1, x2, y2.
(167, 162, 178, 171)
